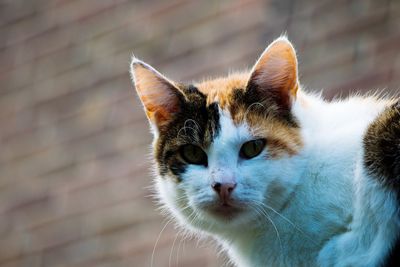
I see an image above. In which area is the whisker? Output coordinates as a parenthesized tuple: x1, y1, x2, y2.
(177, 126, 198, 139)
(253, 204, 283, 259)
(151, 219, 172, 267)
(244, 102, 265, 121)
(176, 234, 185, 267)
(256, 201, 317, 245)
(169, 233, 180, 267)
(176, 119, 202, 141)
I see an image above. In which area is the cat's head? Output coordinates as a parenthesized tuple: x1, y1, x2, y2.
(130, 37, 304, 234)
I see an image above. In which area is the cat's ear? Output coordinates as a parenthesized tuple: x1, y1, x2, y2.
(130, 57, 183, 130)
(246, 36, 299, 112)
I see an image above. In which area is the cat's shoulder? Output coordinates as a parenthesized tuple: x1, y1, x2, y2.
(363, 98, 400, 267)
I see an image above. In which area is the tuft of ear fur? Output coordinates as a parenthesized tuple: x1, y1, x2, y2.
(130, 56, 183, 129)
(246, 36, 299, 113)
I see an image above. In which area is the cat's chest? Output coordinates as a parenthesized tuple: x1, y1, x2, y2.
(224, 166, 355, 267)
(226, 227, 319, 267)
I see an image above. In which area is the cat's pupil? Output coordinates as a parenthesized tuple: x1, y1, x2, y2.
(180, 144, 208, 166)
(240, 139, 266, 159)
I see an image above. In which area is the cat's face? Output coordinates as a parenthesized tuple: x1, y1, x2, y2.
(131, 37, 304, 233)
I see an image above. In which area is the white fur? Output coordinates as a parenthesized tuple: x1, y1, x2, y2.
(153, 90, 398, 267)
(317, 154, 400, 267)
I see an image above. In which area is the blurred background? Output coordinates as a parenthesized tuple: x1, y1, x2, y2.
(0, 0, 399, 266)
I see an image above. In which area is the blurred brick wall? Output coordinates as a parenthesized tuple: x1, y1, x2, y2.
(0, 0, 399, 266)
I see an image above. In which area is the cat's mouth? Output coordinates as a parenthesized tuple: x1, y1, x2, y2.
(204, 202, 245, 220)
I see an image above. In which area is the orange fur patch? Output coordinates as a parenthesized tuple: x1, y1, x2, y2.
(195, 72, 249, 108)
(252, 118, 302, 159)
(195, 72, 303, 159)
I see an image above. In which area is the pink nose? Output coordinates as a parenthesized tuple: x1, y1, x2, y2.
(211, 182, 237, 202)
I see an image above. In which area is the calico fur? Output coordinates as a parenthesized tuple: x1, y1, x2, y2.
(130, 37, 400, 267)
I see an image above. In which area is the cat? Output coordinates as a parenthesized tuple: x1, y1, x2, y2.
(130, 36, 400, 267)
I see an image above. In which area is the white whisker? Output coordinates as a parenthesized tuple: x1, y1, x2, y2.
(252, 204, 283, 259)
(151, 219, 172, 267)
(256, 200, 317, 245)
(169, 233, 180, 267)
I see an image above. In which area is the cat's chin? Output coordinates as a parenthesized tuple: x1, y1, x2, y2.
(197, 201, 253, 225)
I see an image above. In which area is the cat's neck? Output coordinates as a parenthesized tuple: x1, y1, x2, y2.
(218, 91, 391, 267)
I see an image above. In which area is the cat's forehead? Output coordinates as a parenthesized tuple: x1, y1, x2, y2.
(194, 72, 249, 108)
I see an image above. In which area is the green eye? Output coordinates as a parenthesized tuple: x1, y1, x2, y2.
(180, 144, 208, 166)
(240, 139, 266, 159)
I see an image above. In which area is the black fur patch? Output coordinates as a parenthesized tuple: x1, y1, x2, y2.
(382, 235, 400, 267)
(155, 85, 220, 182)
(230, 86, 299, 127)
(364, 100, 400, 192)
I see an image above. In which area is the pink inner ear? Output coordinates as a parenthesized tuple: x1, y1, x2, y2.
(252, 41, 298, 94)
(248, 39, 299, 110)
(132, 61, 181, 126)
(256, 57, 293, 88)
(146, 93, 180, 126)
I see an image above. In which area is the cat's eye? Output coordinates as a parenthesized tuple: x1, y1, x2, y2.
(179, 144, 208, 166)
(239, 139, 266, 159)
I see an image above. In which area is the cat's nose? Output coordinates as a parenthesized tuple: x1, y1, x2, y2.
(211, 182, 237, 202)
